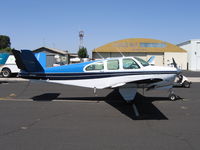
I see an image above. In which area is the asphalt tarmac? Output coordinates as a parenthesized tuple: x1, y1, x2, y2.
(0, 77, 200, 150)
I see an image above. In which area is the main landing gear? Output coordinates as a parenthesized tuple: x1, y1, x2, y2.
(168, 89, 177, 101)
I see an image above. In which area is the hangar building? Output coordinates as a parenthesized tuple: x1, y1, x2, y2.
(177, 39, 200, 71)
(33, 47, 69, 67)
(92, 38, 187, 69)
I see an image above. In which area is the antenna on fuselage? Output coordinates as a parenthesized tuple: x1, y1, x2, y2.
(93, 48, 104, 60)
(116, 47, 125, 57)
(96, 52, 104, 59)
(119, 51, 125, 57)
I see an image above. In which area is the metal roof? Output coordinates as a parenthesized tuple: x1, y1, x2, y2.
(177, 39, 200, 46)
(33, 47, 68, 55)
(93, 38, 186, 53)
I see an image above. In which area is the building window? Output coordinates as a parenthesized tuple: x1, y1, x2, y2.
(140, 43, 166, 48)
(85, 62, 104, 71)
(107, 60, 119, 70)
(123, 58, 140, 69)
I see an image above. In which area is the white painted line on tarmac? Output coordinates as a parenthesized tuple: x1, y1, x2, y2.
(0, 98, 102, 103)
(188, 77, 200, 83)
(132, 104, 140, 117)
(0, 78, 29, 82)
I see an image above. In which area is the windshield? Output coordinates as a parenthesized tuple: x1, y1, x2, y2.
(134, 57, 149, 67)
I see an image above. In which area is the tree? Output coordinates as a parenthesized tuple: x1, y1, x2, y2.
(0, 47, 12, 53)
(0, 35, 11, 49)
(78, 47, 88, 58)
(0, 35, 11, 53)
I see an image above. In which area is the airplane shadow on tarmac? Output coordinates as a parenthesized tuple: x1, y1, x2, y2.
(105, 90, 168, 120)
(32, 93, 105, 101)
(32, 93, 61, 101)
(31, 90, 168, 120)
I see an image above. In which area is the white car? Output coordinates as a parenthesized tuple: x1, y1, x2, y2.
(0, 55, 20, 77)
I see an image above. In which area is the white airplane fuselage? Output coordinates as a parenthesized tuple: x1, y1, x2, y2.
(12, 49, 179, 102)
(48, 65, 177, 90)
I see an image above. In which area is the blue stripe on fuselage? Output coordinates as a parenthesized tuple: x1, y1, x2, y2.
(44, 61, 97, 73)
(19, 71, 177, 80)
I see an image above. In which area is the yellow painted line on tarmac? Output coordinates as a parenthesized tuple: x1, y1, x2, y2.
(0, 93, 18, 101)
(0, 97, 9, 100)
(0, 98, 32, 102)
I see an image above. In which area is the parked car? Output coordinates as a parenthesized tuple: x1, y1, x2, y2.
(0, 53, 20, 77)
(173, 74, 191, 88)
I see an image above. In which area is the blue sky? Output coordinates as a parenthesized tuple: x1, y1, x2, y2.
(1, 0, 200, 56)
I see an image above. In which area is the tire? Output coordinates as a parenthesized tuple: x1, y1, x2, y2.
(183, 81, 190, 88)
(169, 94, 176, 101)
(1, 68, 12, 78)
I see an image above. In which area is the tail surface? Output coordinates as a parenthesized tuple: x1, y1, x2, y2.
(147, 56, 155, 65)
(12, 49, 44, 72)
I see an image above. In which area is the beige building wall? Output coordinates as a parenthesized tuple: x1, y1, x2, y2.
(164, 52, 187, 70)
(92, 52, 110, 59)
(146, 53, 164, 66)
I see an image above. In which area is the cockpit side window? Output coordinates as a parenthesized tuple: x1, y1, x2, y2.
(85, 62, 104, 71)
(107, 60, 119, 70)
(123, 58, 140, 69)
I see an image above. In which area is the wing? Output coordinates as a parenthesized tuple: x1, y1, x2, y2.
(110, 78, 163, 88)
(110, 78, 163, 102)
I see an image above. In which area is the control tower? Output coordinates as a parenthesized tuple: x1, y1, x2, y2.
(79, 30, 84, 49)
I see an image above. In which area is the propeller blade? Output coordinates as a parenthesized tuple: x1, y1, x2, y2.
(172, 58, 177, 68)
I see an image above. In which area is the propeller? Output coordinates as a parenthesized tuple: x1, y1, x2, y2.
(172, 58, 181, 74)
(172, 58, 177, 68)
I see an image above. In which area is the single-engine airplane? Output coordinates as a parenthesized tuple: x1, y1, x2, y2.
(12, 49, 180, 102)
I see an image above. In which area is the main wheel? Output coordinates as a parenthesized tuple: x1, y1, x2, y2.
(1, 68, 11, 78)
(169, 93, 176, 101)
(183, 81, 190, 88)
